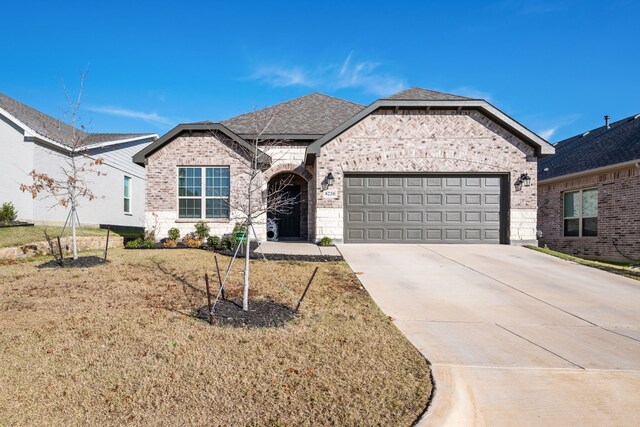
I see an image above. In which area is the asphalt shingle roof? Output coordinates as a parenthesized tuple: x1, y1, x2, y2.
(221, 93, 365, 136)
(539, 114, 640, 180)
(0, 93, 152, 147)
(384, 87, 472, 101)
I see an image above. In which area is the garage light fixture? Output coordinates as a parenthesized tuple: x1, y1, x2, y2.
(322, 172, 335, 190)
(514, 173, 532, 191)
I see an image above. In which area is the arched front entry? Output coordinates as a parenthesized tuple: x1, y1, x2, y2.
(267, 172, 309, 240)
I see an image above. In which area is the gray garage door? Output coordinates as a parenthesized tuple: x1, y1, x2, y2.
(344, 174, 504, 243)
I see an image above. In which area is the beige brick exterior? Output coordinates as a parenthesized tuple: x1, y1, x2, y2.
(315, 109, 538, 243)
(146, 131, 262, 239)
(538, 164, 640, 262)
(145, 131, 314, 240)
(145, 109, 541, 245)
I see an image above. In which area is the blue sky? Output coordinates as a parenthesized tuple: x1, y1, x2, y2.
(1, 0, 638, 142)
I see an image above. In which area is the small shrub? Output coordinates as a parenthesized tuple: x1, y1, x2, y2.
(183, 235, 202, 248)
(194, 221, 210, 240)
(167, 227, 180, 241)
(0, 202, 18, 224)
(163, 239, 177, 248)
(318, 236, 333, 246)
(126, 238, 155, 249)
(223, 223, 248, 250)
(207, 235, 221, 247)
(221, 235, 236, 250)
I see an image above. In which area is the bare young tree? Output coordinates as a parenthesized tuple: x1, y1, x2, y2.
(20, 69, 104, 260)
(210, 107, 299, 311)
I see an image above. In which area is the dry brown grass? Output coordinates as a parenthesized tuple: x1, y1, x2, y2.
(0, 249, 431, 426)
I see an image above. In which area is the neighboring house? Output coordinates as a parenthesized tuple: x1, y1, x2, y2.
(134, 87, 554, 244)
(0, 93, 157, 228)
(538, 114, 640, 261)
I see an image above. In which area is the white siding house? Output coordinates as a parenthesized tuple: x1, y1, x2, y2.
(0, 93, 157, 228)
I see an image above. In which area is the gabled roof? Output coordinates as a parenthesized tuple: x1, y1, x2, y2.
(304, 87, 555, 163)
(539, 113, 640, 181)
(384, 87, 472, 101)
(132, 122, 271, 166)
(0, 93, 156, 149)
(221, 92, 364, 139)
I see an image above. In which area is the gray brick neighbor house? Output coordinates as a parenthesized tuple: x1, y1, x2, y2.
(538, 114, 640, 262)
(133, 87, 554, 244)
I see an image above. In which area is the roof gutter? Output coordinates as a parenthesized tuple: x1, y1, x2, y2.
(538, 159, 640, 184)
(1, 107, 75, 153)
(132, 122, 272, 167)
(81, 134, 158, 150)
(238, 133, 325, 141)
(1, 107, 157, 153)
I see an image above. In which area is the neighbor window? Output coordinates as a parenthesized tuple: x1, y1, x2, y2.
(178, 167, 230, 219)
(563, 188, 598, 237)
(124, 176, 131, 214)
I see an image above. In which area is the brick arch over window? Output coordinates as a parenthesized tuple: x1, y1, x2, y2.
(264, 162, 313, 182)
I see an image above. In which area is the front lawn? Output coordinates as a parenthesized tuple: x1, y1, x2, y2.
(526, 245, 640, 281)
(0, 249, 431, 426)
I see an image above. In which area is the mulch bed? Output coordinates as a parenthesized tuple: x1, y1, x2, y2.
(38, 255, 107, 269)
(125, 245, 344, 262)
(196, 299, 296, 328)
(209, 248, 343, 262)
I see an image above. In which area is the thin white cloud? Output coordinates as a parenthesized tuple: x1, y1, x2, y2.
(250, 52, 406, 97)
(87, 106, 173, 126)
(525, 113, 581, 142)
(251, 66, 312, 87)
(538, 127, 558, 140)
(334, 51, 406, 96)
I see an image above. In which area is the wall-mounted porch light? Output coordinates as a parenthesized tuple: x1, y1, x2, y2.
(514, 172, 532, 191)
(322, 172, 335, 191)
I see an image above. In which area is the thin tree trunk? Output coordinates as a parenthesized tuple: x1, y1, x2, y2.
(71, 206, 78, 260)
(243, 224, 250, 311)
(242, 168, 253, 311)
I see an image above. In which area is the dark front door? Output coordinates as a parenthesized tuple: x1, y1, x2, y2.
(277, 185, 301, 239)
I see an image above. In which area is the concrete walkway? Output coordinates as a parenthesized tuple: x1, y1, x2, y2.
(256, 241, 340, 256)
(338, 244, 640, 426)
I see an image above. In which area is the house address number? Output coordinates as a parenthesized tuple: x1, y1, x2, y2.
(323, 189, 338, 198)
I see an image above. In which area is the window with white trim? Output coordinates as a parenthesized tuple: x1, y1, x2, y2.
(124, 176, 131, 214)
(178, 167, 230, 219)
(563, 188, 598, 237)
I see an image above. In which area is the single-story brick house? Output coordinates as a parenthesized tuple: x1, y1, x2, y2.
(538, 114, 640, 261)
(133, 87, 554, 244)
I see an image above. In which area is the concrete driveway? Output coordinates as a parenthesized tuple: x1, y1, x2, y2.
(337, 244, 640, 426)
